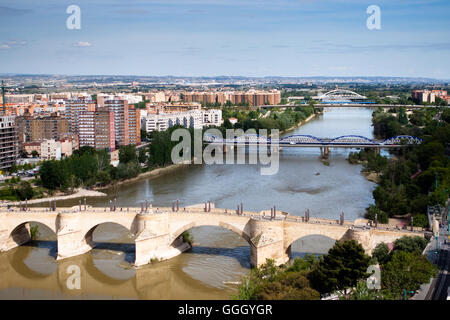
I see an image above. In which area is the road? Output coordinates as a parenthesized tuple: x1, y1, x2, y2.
(425, 213, 450, 300)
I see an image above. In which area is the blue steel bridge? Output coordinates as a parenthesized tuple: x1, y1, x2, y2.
(203, 134, 423, 148)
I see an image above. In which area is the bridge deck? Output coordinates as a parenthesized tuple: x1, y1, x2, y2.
(207, 142, 403, 148)
(0, 206, 425, 236)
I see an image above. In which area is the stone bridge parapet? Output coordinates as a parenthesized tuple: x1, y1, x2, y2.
(0, 206, 425, 267)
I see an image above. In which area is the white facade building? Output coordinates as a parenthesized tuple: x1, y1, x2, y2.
(202, 109, 222, 127)
(40, 139, 62, 161)
(142, 109, 221, 134)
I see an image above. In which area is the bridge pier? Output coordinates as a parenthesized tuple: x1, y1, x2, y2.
(57, 213, 93, 260)
(320, 147, 330, 159)
(249, 219, 289, 267)
(134, 213, 190, 267)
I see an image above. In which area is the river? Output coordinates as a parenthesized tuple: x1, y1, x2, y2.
(0, 107, 378, 299)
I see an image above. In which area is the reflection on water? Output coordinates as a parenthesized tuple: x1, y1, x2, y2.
(0, 108, 378, 299)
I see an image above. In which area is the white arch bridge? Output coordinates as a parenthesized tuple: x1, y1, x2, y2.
(318, 89, 368, 103)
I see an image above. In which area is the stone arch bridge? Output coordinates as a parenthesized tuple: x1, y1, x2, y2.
(0, 206, 425, 267)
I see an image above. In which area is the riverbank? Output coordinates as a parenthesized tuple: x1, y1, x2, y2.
(94, 162, 189, 191)
(269, 112, 319, 138)
(4, 188, 106, 206)
(282, 113, 318, 135)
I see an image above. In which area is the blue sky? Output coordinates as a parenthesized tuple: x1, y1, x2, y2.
(0, 0, 449, 78)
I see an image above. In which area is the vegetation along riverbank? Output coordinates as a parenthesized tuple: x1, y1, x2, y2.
(347, 106, 450, 227)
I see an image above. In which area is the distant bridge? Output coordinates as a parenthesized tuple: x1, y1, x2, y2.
(259, 103, 441, 109)
(318, 89, 367, 103)
(204, 134, 422, 158)
(204, 134, 423, 148)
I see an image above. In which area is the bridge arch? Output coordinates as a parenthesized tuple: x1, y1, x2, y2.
(319, 89, 367, 101)
(170, 221, 251, 246)
(381, 135, 423, 145)
(280, 135, 324, 144)
(7, 221, 57, 252)
(287, 234, 337, 259)
(329, 135, 376, 145)
(81, 221, 137, 263)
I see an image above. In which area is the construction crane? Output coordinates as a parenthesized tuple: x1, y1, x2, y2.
(1, 80, 5, 115)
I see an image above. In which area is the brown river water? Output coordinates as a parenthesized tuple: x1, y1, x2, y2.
(0, 107, 379, 299)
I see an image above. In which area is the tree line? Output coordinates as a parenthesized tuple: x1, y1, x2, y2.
(39, 145, 144, 191)
(235, 236, 436, 300)
(348, 107, 450, 227)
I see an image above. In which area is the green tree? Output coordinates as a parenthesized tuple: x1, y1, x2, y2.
(15, 181, 34, 200)
(39, 160, 68, 190)
(372, 242, 390, 265)
(346, 281, 383, 300)
(308, 240, 371, 294)
(365, 205, 389, 224)
(19, 149, 28, 158)
(392, 236, 428, 254)
(381, 251, 437, 298)
(255, 272, 320, 300)
(119, 145, 138, 164)
(140, 129, 148, 141)
(138, 148, 147, 164)
(397, 107, 408, 125)
(31, 150, 39, 158)
(95, 171, 111, 186)
(234, 259, 320, 300)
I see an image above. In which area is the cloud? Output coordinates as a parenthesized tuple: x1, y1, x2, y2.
(0, 40, 27, 49)
(115, 9, 150, 15)
(73, 42, 92, 47)
(0, 6, 32, 17)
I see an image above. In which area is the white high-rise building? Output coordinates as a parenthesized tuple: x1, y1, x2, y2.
(141, 109, 218, 134)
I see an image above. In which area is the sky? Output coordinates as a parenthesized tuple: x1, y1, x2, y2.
(0, 0, 449, 78)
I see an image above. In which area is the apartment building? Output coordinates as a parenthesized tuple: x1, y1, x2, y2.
(144, 92, 166, 103)
(15, 114, 70, 144)
(40, 139, 61, 160)
(4, 94, 35, 104)
(142, 110, 202, 133)
(141, 109, 221, 134)
(101, 98, 127, 146)
(65, 98, 97, 134)
(24, 137, 76, 159)
(23, 141, 41, 157)
(127, 106, 141, 146)
(203, 109, 223, 127)
(0, 115, 19, 171)
(79, 110, 116, 151)
(101, 98, 140, 147)
(182, 90, 281, 106)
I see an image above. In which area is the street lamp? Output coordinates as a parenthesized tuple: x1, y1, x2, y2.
(403, 289, 415, 300)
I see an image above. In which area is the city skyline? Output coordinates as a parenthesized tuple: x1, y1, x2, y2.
(0, 0, 450, 79)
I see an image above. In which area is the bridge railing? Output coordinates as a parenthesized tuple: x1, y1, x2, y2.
(204, 134, 422, 146)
